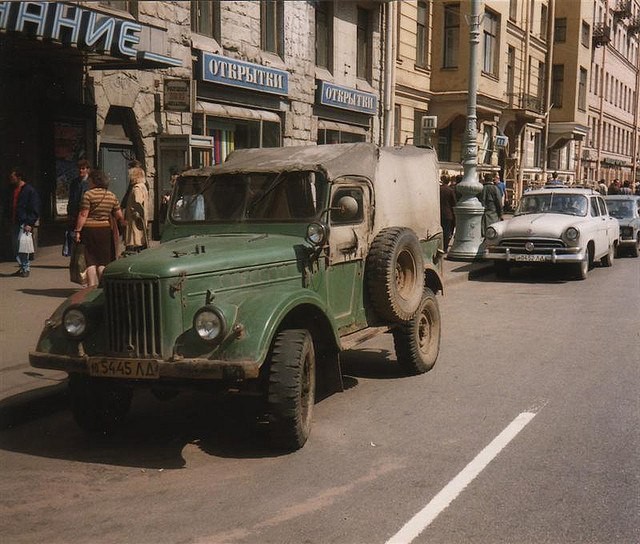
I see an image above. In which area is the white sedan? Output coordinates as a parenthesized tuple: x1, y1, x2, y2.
(483, 187, 620, 280)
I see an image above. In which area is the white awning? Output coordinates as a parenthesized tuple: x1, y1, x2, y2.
(318, 119, 368, 135)
(194, 101, 281, 122)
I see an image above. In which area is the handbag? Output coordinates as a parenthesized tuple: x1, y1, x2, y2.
(69, 241, 87, 285)
(62, 230, 74, 257)
(18, 228, 35, 254)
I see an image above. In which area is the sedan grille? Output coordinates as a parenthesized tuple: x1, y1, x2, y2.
(104, 279, 162, 358)
(499, 238, 566, 250)
(620, 226, 633, 238)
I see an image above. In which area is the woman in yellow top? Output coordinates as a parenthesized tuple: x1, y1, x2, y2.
(74, 170, 124, 286)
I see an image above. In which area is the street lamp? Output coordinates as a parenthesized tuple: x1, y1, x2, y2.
(447, 0, 484, 261)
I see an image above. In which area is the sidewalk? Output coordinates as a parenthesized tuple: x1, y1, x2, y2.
(0, 240, 493, 427)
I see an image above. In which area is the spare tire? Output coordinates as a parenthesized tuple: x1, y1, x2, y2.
(366, 227, 424, 322)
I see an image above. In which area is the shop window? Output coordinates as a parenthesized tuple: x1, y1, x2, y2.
(193, 115, 281, 165)
(315, 1, 333, 71)
(191, 1, 221, 41)
(261, 0, 284, 57)
(318, 129, 366, 145)
(482, 9, 499, 76)
(443, 4, 459, 68)
(416, 1, 430, 68)
(357, 7, 372, 81)
(99, 1, 137, 16)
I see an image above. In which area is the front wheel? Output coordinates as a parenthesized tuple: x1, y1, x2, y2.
(392, 289, 441, 375)
(632, 236, 640, 258)
(572, 254, 589, 280)
(68, 374, 133, 433)
(266, 329, 316, 451)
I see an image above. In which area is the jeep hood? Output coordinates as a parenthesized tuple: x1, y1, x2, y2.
(498, 213, 584, 238)
(104, 234, 303, 279)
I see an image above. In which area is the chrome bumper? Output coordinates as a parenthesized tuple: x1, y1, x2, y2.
(484, 246, 586, 264)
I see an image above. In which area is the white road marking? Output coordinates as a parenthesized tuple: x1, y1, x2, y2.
(386, 411, 538, 544)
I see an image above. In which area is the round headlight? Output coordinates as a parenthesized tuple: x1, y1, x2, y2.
(485, 226, 498, 240)
(565, 227, 580, 241)
(193, 307, 226, 343)
(63, 308, 87, 338)
(306, 222, 328, 245)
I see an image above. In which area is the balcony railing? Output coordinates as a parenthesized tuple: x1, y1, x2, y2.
(592, 23, 611, 47)
(506, 93, 544, 114)
(612, 1, 632, 21)
(628, 17, 640, 35)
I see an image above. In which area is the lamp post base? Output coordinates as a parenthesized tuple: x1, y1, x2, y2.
(447, 199, 484, 261)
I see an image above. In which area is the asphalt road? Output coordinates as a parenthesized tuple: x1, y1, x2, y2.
(0, 253, 638, 544)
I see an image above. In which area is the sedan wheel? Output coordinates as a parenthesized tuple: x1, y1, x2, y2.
(573, 254, 589, 280)
(601, 244, 614, 267)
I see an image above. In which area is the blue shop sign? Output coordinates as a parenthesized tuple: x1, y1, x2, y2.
(318, 81, 377, 115)
(200, 52, 288, 96)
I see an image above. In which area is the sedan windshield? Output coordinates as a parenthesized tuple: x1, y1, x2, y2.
(170, 171, 327, 223)
(515, 193, 588, 217)
(606, 200, 636, 219)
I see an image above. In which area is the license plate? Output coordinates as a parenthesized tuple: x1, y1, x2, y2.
(89, 359, 159, 379)
(514, 254, 547, 262)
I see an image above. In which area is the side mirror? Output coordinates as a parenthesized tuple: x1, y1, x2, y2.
(332, 195, 359, 221)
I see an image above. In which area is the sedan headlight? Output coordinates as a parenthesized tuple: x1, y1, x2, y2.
(485, 226, 498, 240)
(63, 307, 87, 338)
(565, 227, 580, 241)
(193, 307, 226, 343)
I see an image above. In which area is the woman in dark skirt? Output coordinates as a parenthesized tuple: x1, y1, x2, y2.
(73, 170, 124, 287)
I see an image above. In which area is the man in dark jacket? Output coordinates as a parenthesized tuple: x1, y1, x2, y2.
(439, 174, 457, 252)
(67, 159, 90, 229)
(9, 167, 40, 277)
(479, 173, 503, 237)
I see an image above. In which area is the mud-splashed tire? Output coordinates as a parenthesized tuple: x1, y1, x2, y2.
(392, 289, 441, 375)
(266, 329, 316, 451)
(366, 227, 424, 323)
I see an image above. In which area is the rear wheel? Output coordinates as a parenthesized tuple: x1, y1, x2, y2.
(632, 235, 640, 258)
(266, 329, 316, 451)
(393, 289, 441, 375)
(69, 374, 133, 433)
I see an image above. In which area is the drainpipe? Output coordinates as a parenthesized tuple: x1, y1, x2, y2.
(383, 1, 396, 147)
(542, 0, 555, 181)
(516, 0, 533, 197)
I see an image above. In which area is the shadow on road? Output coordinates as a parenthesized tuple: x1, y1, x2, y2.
(341, 347, 405, 380)
(19, 287, 78, 298)
(467, 263, 575, 284)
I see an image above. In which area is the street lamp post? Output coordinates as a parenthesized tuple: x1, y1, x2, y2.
(447, 0, 484, 261)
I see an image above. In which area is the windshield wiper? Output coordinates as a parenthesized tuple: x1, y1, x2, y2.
(245, 172, 285, 216)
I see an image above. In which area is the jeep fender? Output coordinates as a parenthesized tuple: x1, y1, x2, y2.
(223, 287, 341, 367)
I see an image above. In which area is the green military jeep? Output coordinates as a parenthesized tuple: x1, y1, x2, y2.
(31, 143, 444, 450)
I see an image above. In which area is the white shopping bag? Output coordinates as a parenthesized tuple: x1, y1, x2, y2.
(18, 229, 35, 254)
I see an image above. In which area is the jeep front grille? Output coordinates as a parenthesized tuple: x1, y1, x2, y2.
(105, 279, 162, 358)
(500, 238, 566, 250)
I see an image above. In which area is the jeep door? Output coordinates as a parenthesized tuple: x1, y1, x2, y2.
(326, 178, 372, 331)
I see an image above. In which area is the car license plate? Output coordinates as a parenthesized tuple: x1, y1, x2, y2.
(514, 254, 547, 262)
(89, 359, 159, 379)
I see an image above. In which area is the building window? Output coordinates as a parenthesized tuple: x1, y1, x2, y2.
(315, 1, 333, 71)
(416, 1, 429, 68)
(261, 0, 284, 57)
(540, 4, 548, 38)
(357, 7, 372, 81)
(507, 46, 515, 105)
(437, 125, 452, 161)
(538, 60, 546, 102)
(551, 64, 564, 107)
(509, 0, 517, 21)
(578, 67, 587, 111)
(414, 109, 429, 146)
(191, 1, 221, 40)
(482, 10, 499, 76)
(554, 18, 566, 43)
(443, 4, 459, 68)
(581, 21, 590, 47)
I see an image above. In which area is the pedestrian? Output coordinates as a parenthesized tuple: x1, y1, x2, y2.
(67, 159, 91, 229)
(8, 167, 40, 277)
(620, 180, 632, 195)
(608, 179, 620, 195)
(493, 173, 507, 206)
(73, 169, 124, 287)
(124, 166, 149, 253)
(439, 174, 457, 252)
(479, 172, 503, 236)
(597, 178, 608, 195)
(546, 171, 563, 187)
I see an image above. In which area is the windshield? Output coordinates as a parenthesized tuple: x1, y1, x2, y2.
(606, 199, 636, 219)
(170, 171, 328, 223)
(515, 193, 588, 217)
